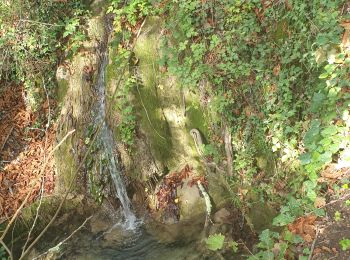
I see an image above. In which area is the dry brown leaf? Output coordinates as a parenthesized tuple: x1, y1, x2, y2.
(273, 64, 281, 76)
(288, 215, 317, 242)
(0, 84, 56, 220)
(314, 197, 326, 208)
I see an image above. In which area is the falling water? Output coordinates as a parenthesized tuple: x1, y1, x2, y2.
(93, 50, 137, 230)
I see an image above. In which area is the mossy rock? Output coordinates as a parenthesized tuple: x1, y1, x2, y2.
(246, 201, 278, 233)
(131, 16, 210, 174)
(177, 178, 206, 221)
(252, 135, 276, 176)
(54, 10, 112, 197)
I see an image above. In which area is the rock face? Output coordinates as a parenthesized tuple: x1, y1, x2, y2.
(213, 208, 231, 224)
(55, 5, 230, 228)
(55, 12, 108, 193)
(104, 16, 214, 223)
(177, 178, 206, 221)
(124, 17, 207, 178)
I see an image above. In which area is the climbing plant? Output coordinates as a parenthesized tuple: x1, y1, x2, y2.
(0, 0, 89, 109)
(156, 0, 349, 202)
(106, 0, 349, 257)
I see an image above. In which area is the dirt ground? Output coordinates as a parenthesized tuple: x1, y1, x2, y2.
(280, 166, 350, 259)
(0, 84, 55, 222)
(312, 190, 350, 260)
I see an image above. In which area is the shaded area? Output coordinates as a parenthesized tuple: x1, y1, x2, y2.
(0, 84, 55, 221)
(26, 203, 256, 260)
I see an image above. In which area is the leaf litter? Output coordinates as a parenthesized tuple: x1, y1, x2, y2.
(0, 84, 55, 223)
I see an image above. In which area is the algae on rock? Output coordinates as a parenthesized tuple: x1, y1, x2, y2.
(54, 11, 109, 194)
(133, 16, 208, 175)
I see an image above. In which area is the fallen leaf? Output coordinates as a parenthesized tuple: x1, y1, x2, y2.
(273, 64, 281, 76)
(288, 215, 317, 242)
(314, 197, 326, 208)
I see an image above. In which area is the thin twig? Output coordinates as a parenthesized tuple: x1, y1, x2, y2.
(308, 226, 319, 260)
(224, 123, 233, 176)
(0, 130, 75, 242)
(238, 240, 256, 258)
(324, 193, 350, 207)
(1, 126, 14, 151)
(0, 239, 12, 260)
(0, 193, 31, 242)
(21, 175, 45, 255)
(19, 19, 64, 27)
(21, 78, 52, 254)
(1, 126, 73, 257)
(18, 129, 78, 260)
(32, 216, 92, 260)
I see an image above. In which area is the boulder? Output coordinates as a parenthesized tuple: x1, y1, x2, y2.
(213, 208, 231, 224)
(177, 178, 206, 221)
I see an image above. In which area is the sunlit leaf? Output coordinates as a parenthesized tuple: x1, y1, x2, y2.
(273, 213, 295, 226)
(339, 239, 350, 251)
(229, 241, 239, 253)
(206, 234, 225, 251)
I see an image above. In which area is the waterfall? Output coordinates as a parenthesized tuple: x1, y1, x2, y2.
(94, 50, 137, 230)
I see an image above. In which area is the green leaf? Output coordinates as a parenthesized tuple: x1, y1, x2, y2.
(335, 211, 341, 221)
(328, 142, 340, 153)
(339, 239, 350, 251)
(229, 241, 239, 253)
(300, 153, 311, 165)
(304, 120, 321, 147)
(283, 230, 294, 242)
(283, 231, 303, 244)
(319, 72, 329, 79)
(325, 64, 336, 73)
(307, 189, 317, 201)
(258, 229, 279, 249)
(278, 242, 288, 259)
(318, 151, 332, 164)
(206, 234, 225, 251)
(311, 93, 325, 112)
(273, 212, 295, 226)
(321, 125, 338, 137)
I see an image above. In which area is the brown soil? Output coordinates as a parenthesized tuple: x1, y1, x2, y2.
(312, 190, 350, 260)
(0, 84, 56, 222)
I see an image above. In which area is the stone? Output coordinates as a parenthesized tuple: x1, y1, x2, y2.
(177, 178, 206, 221)
(213, 208, 231, 224)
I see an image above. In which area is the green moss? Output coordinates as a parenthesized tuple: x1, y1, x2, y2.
(185, 102, 209, 141)
(57, 79, 68, 103)
(246, 200, 278, 233)
(20, 197, 82, 227)
(3, 196, 95, 258)
(54, 136, 77, 191)
(134, 19, 160, 88)
(134, 17, 173, 166)
(252, 135, 275, 176)
(274, 19, 289, 42)
(89, 0, 107, 16)
(105, 48, 119, 97)
(134, 84, 173, 165)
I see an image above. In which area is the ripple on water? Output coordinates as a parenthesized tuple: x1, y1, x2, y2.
(58, 223, 202, 260)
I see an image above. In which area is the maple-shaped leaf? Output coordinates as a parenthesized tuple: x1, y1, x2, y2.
(206, 233, 225, 251)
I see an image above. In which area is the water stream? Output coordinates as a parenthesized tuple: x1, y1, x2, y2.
(55, 224, 202, 260)
(71, 41, 204, 260)
(93, 50, 136, 230)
